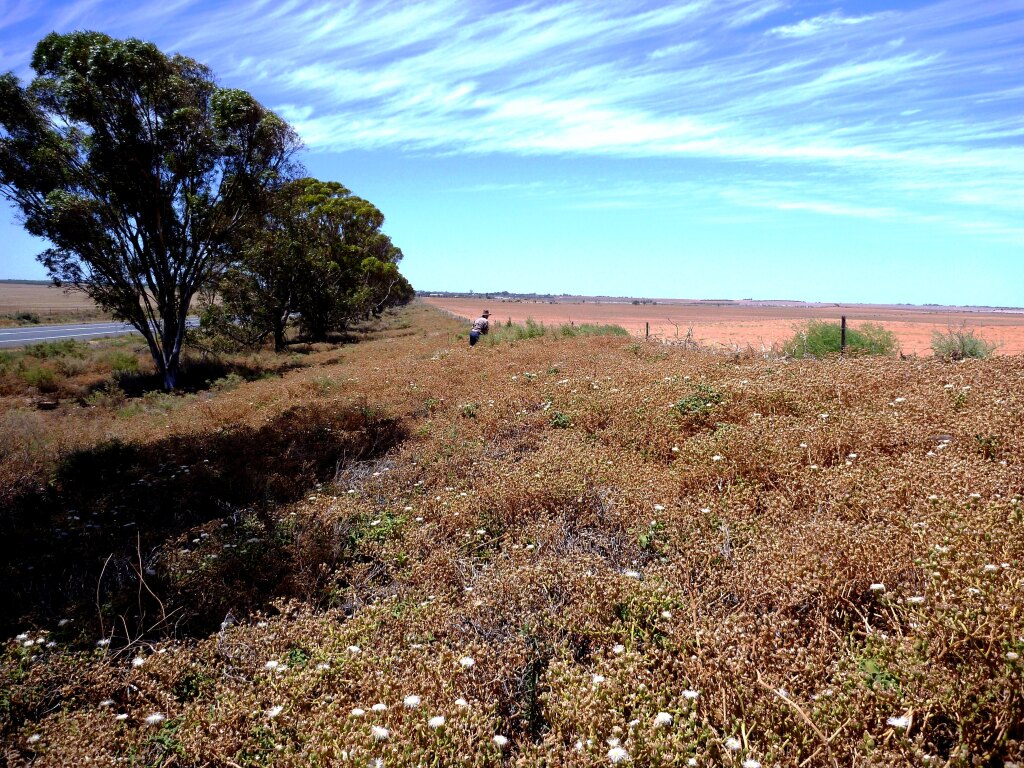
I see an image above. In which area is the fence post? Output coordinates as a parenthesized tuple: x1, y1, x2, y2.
(645, 322, 649, 340)
(840, 315, 847, 354)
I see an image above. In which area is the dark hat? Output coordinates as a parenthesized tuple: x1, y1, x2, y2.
(482, 309, 491, 316)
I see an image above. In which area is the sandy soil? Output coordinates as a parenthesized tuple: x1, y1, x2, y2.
(423, 297, 1024, 355)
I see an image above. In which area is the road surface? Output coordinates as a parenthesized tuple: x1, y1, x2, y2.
(0, 319, 198, 348)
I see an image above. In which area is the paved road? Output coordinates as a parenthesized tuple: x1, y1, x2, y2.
(0, 319, 198, 348)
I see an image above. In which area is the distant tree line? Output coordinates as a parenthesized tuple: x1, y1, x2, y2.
(0, 32, 411, 389)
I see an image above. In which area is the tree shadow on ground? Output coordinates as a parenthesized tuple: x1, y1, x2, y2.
(0, 403, 407, 641)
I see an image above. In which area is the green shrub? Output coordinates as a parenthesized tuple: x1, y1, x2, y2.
(549, 411, 572, 428)
(931, 327, 996, 360)
(104, 349, 141, 375)
(784, 320, 896, 358)
(673, 384, 723, 415)
(486, 319, 629, 345)
(14, 311, 40, 324)
(560, 323, 629, 338)
(18, 363, 58, 391)
(24, 339, 87, 359)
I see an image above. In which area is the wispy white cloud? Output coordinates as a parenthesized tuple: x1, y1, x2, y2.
(1, 0, 1022, 248)
(728, 1, 788, 28)
(768, 10, 890, 38)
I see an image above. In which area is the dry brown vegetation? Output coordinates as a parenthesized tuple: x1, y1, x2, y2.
(2, 303, 1022, 767)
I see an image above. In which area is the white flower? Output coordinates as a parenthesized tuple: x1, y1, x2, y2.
(608, 746, 630, 763)
(99, 699, 114, 707)
(870, 583, 886, 593)
(371, 702, 388, 712)
(455, 697, 469, 708)
(428, 715, 445, 729)
(132, 656, 146, 667)
(351, 708, 365, 717)
(267, 705, 283, 719)
(612, 644, 625, 655)
(145, 712, 166, 725)
(660, 610, 673, 619)
(115, 713, 129, 721)
(493, 734, 509, 747)
(97, 638, 111, 647)
(264, 660, 279, 670)
(743, 760, 761, 768)
(403, 694, 421, 709)
(27, 733, 41, 744)
(799, 442, 808, 449)
(459, 656, 475, 668)
(906, 596, 926, 605)
(368, 759, 385, 768)
(623, 570, 641, 579)
(1007, 652, 1020, 661)
(592, 674, 606, 685)
(15, 633, 28, 641)
(654, 504, 665, 511)
(887, 715, 910, 729)
(654, 712, 673, 727)
(711, 455, 723, 462)
(687, 759, 697, 767)
(316, 663, 330, 670)
(348, 645, 362, 654)
(371, 725, 390, 741)
(682, 689, 700, 700)
(983, 564, 1000, 573)
(725, 737, 742, 751)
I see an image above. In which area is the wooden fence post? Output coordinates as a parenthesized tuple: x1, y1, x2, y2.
(841, 315, 847, 354)
(645, 322, 649, 340)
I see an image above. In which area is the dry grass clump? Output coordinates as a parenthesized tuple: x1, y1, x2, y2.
(2, 303, 1023, 766)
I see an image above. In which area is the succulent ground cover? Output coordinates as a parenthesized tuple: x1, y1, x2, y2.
(2, 304, 1022, 766)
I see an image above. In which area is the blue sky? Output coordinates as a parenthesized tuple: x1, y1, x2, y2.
(1, 0, 1022, 305)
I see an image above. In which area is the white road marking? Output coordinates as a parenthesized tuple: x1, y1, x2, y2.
(0, 329, 139, 344)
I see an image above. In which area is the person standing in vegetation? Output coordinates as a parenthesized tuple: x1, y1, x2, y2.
(469, 310, 491, 346)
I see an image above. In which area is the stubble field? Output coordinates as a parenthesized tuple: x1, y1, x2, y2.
(423, 297, 1024, 355)
(1, 303, 1022, 767)
(0, 282, 108, 325)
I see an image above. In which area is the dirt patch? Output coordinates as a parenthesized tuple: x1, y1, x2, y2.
(424, 297, 1024, 354)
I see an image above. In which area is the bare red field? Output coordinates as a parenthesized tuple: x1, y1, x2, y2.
(424, 297, 1024, 355)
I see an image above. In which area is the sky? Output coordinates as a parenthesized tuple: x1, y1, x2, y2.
(0, 0, 1022, 305)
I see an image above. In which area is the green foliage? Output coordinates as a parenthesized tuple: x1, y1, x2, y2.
(0, 31, 301, 388)
(203, 177, 412, 350)
(784, 320, 896, 358)
(673, 384, 723, 415)
(559, 323, 630, 337)
(974, 434, 1003, 461)
(23, 339, 86, 359)
(17, 363, 56, 391)
(485, 319, 629, 345)
(931, 327, 996, 360)
(549, 411, 572, 428)
(104, 350, 140, 376)
(14, 311, 39, 324)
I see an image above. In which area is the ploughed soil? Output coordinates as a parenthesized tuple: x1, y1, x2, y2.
(424, 297, 1024, 354)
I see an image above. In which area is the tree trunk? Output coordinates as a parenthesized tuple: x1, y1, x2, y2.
(273, 320, 286, 352)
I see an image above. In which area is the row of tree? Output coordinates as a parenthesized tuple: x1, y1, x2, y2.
(0, 31, 411, 389)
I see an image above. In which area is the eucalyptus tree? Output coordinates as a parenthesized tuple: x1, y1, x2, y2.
(0, 31, 300, 389)
(208, 177, 411, 348)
